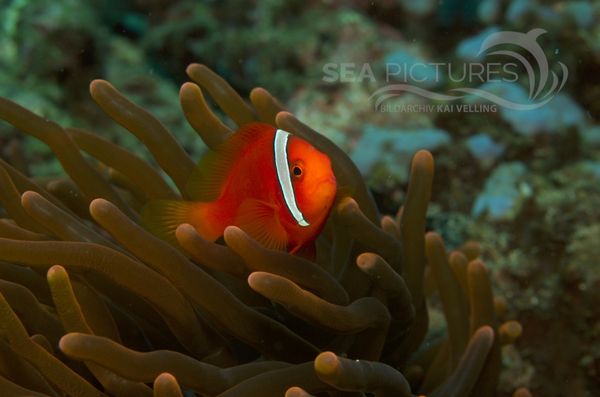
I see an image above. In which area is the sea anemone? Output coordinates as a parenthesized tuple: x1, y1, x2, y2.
(0, 64, 526, 396)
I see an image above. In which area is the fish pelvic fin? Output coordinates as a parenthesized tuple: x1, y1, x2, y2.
(234, 199, 288, 252)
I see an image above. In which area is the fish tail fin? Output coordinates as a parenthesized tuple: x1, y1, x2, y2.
(141, 200, 204, 244)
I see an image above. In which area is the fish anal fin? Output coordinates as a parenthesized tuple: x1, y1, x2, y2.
(235, 199, 288, 252)
(186, 122, 274, 201)
(292, 241, 316, 260)
(141, 200, 197, 244)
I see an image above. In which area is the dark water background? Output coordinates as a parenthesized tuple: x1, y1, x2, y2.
(0, 1, 598, 396)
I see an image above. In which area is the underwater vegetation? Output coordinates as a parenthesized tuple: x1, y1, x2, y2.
(0, 64, 529, 396)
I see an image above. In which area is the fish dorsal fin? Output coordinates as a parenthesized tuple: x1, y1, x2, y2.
(141, 200, 196, 245)
(234, 199, 288, 251)
(186, 122, 273, 201)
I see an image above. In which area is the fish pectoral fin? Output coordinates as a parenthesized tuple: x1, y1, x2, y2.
(234, 199, 288, 252)
(141, 200, 197, 244)
(186, 122, 272, 201)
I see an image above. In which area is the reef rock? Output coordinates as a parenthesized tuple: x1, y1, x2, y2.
(465, 133, 506, 168)
(472, 161, 528, 221)
(351, 124, 451, 183)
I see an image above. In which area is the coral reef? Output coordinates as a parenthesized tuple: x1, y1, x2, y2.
(0, 65, 527, 396)
(0, 2, 598, 393)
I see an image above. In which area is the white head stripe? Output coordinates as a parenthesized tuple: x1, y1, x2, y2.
(274, 129, 310, 227)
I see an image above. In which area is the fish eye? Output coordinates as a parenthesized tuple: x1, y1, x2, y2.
(291, 163, 303, 178)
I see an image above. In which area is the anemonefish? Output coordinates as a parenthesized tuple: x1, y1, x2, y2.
(142, 122, 337, 254)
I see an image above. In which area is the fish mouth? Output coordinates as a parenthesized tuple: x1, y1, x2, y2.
(311, 176, 337, 196)
(311, 177, 337, 204)
(318, 175, 337, 186)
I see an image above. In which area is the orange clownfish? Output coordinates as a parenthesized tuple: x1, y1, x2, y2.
(142, 122, 337, 254)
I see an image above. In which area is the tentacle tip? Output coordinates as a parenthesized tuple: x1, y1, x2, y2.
(477, 325, 496, 341)
(180, 81, 195, 90)
(424, 230, 439, 239)
(503, 320, 523, 339)
(223, 225, 245, 242)
(89, 197, 108, 207)
(46, 264, 66, 279)
(58, 333, 78, 354)
(411, 149, 435, 175)
(89, 197, 113, 217)
(175, 223, 195, 236)
(339, 196, 357, 207)
(285, 387, 307, 397)
(185, 63, 205, 77)
(414, 149, 433, 160)
(462, 240, 482, 259)
(89, 79, 110, 93)
(20, 190, 39, 204)
(336, 196, 360, 219)
(315, 351, 339, 377)
(356, 252, 375, 268)
(247, 275, 258, 291)
(468, 258, 487, 273)
(174, 224, 193, 247)
(413, 149, 434, 167)
(247, 271, 269, 291)
(513, 387, 533, 397)
(275, 110, 294, 125)
(425, 231, 444, 249)
(448, 250, 467, 262)
(154, 372, 177, 383)
(180, 81, 201, 97)
(250, 87, 267, 99)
